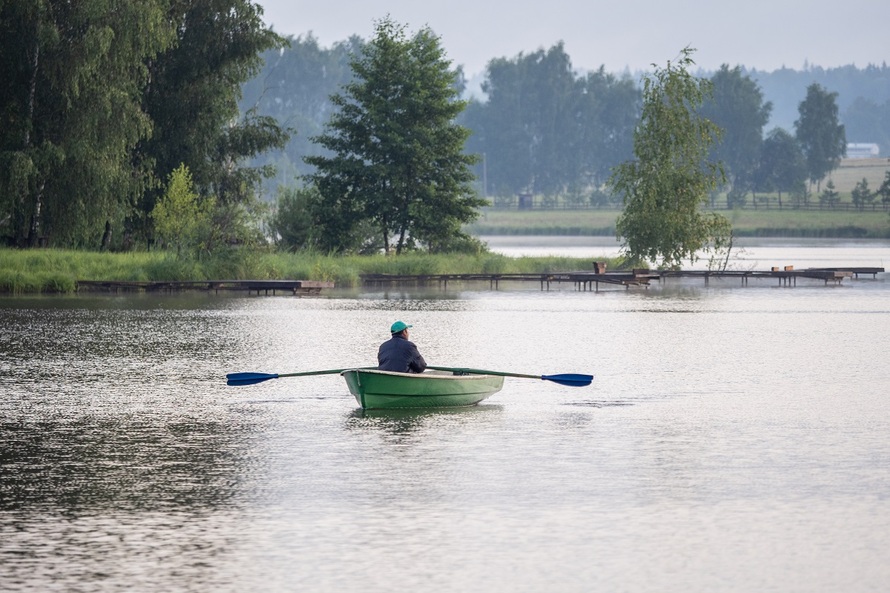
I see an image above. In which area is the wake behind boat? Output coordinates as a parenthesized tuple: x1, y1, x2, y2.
(341, 368, 504, 410)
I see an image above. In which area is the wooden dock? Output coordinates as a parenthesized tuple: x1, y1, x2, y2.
(362, 271, 658, 290)
(361, 266, 884, 291)
(76, 279, 334, 296)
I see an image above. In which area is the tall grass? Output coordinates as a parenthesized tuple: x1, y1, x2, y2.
(0, 248, 620, 294)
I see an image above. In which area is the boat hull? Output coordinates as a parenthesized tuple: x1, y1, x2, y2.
(341, 369, 504, 410)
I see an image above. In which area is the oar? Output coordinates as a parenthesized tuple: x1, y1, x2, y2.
(226, 367, 373, 386)
(427, 365, 593, 387)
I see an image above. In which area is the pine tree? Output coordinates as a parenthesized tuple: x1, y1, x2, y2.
(305, 17, 486, 254)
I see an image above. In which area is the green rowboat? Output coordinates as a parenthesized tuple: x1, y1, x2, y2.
(341, 369, 505, 410)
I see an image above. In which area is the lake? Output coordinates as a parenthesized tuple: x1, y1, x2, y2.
(481, 235, 890, 271)
(1, 241, 889, 592)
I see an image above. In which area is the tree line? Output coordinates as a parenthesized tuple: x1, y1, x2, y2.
(0, 0, 287, 249)
(4, 6, 888, 255)
(748, 63, 890, 148)
(246, 37, 890, 210)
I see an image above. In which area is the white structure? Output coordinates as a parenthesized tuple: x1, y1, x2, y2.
(846, 143, 880, 158)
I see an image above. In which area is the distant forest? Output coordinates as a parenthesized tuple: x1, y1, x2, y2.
(742, 63, 890, 140)
(240, 35, 890, 199)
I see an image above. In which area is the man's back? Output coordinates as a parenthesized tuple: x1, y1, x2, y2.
(378, 334, 427, 373)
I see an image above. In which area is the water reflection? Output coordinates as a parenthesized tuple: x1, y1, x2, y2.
(344, 404, 504, 439)
(2, 276, 890, 593)
(561, 399, 634, 408)
(0, 417, 252, 514)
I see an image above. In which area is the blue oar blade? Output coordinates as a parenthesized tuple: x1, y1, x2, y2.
(226, 372, 279, 386)
(541, 373, 593, 387)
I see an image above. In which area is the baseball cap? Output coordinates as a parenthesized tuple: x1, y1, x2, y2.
(390, 320, 412, 333)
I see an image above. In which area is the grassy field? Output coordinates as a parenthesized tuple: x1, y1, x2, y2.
(467, 158, 890, 237)
(467, 208, 890, 238)
(831, 158, 890, 191)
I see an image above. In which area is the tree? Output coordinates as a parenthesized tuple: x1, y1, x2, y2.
(572, 68, 640, 197)
(851, 177, 874, 210)
(608, 48, 730, 269)
(0, 0, 287, 249)
(795, 83, 846, 192)
(152, 164, 214, 254)
(819, 179, 840, 208)
(135, 0, 288, 240)
(700, 65, 772, 207)
(0, 0, 173, 247)
(462, 45, 639, 200)
(843, 97, 890, 156)
(269, 185, 317, 251)
(240, 34, 363, 191)
(462, 45, 576, 199)
(305, 17, 486, 254)
(877, 171, 890, 208)
(755, 128, 807, 207)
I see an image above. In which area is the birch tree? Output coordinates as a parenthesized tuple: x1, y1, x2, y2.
(608, 48, 730, 269)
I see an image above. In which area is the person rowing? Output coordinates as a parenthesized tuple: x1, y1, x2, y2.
(377, 320, 427, 374)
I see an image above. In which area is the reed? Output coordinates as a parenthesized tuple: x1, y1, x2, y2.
(0, 248, 621, 294)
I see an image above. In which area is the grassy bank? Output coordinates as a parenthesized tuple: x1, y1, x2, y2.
(468, 159, 890, 237)
(467, 208, 890, 238)
(0, 248, 622, 294)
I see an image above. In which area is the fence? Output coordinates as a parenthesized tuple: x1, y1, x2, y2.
(486, 196, 890, 213)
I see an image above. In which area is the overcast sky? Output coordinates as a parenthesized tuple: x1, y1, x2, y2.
(255, 0, 889, 76)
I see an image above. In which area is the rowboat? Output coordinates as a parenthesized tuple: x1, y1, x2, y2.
(341, 368, 505, 410)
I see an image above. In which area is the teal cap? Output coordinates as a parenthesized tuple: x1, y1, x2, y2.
(390, 320, 412, 333)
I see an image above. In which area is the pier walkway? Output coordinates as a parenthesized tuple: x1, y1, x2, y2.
(76, 279, 334, 296)
(361, 266, 884, 291)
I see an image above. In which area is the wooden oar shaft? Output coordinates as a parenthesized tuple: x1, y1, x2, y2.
(277, 367, 372, 378)
(427, 366, 593, 387)
(428, 366, 541, 380)
(228, 366, 592, 388)
(226, 366, 376, 386)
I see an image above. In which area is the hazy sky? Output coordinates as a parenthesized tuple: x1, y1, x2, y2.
(255, 0, 889, 76)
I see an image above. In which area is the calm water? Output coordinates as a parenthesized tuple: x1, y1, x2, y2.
(482, 235, 890, 271)
(2, 247, 889, 592)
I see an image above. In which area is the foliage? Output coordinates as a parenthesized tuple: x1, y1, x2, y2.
(749, 63, 890, 148)
(462, 44, 639, 198)
(304, 17, 486, 254)
(794, 83, 846, 191)
(0, 0, 287, 250)
(0, 247, 626, 293)
(700, 65, 772, 205)
(0, 0, 174, 248)
(878, 172, 890, 208)
(135, 0, 288, 241)
(269, 185, 317, 251)
(819, 179, 840, 208)
(608, 48, 731, 269)
(240, 34, 364, 189)
(851, 178, 874, 210)
(239, 38, 890, 206)
(755, 128, 807, 206)
(151, 164, 215, 254)
(843, 97, 890, 154)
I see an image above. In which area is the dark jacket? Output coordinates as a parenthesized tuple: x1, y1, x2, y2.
(377, 334, 427, 373)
